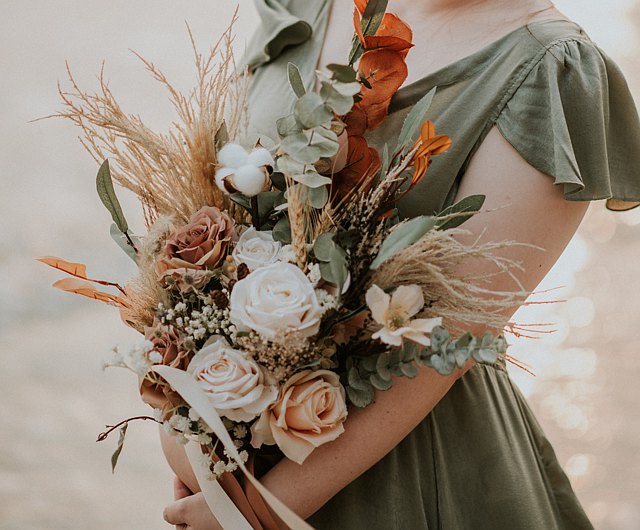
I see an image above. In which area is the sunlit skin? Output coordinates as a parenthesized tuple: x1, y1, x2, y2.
(162, 1, 589, 528)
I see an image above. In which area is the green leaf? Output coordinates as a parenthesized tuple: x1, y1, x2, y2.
(306, 184, 329, 209)
(370, 373, 393, 390)
(370, 216, 438, 270)
(348, 366, 371, 392)
(320, 81, 356, 116)
(111, 424, 128, 473)
(272, 215, 292, 244)
(360, 0, 389, 37)
(375, 351, 391, 381)
(282, 129, 338, 164)
(276, 114, 303, 137)
(327, 63, 357, 83)
(96, 159, 129, 234)
(270, 172, 287, 191)
(319, 259, 348, 292)
(292, 169, 332, 188)
(287, 62, 306, 98)
(214, 121, 229, 151)
(436, 195, 486, 231)
(380, 143, 390, 176)
(230, 193, 251, 211)
(110, 224, 139, 263)
(346, 384, 375, 408)
(399, 362, 419, 378)
(395, 87, 437, 152)
(294, 93, 333, 129)
(257, 191, 286, 220)
(313, 232, 339, 262)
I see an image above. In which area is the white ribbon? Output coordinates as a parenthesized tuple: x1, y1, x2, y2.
(154, 365, 314, 530)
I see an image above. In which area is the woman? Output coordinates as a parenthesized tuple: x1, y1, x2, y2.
(162, 0, 640, 528)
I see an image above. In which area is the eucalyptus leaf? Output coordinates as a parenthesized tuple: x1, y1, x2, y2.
(282, 130, 338, 164)
(96, 159, 129, 234)
(292, 169, 332, 188)
(110, 224, 138, 263)
(327, 63, 357, 83)
(287, 62, 306, 98)
(399, 362, 419, 378)
(375, 351, 391, 381)
(313, 232, 339, 262)
(369, 373, 393, 391)
(319, 259, 348, 292)
(294, 93, 333, 129)
(320, 81, 356, 116)
(272, 215, 292, 244)
(276, 114, 303, 137)
(306, 184, 329, 209)
(257, 191, 286, 220)
(396, 87, 437, 152)
(348, 366, 371, 392)
(346, 384, 375, 408)
(436, 195, 486, 231)
(111, 423, 128, 473)
(370, 216, 438, 269)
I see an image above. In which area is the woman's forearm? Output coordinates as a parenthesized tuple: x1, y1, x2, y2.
(260, 363, 469, 519)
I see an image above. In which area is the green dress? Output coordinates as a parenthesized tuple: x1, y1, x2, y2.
(242, 2, 640, 528)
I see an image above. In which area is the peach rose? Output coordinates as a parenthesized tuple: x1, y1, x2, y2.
(157, 206, 234, 277)
(140, 323, 190, 410)
(251, 370, 348, 464)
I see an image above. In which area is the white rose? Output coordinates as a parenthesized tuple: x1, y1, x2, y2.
(187, 337, 278, 422)
(232, 228, 281, 271)
(229, 262, 322, 338)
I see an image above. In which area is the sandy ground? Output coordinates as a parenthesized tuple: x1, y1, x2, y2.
(1, 1, 639, 529)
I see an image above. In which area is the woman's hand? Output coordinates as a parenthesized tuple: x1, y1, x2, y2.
(163, 476, 222, 530)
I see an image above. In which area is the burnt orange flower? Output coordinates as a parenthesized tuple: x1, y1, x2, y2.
(332, 135, 381, 200)
(410, 121, 453, 187)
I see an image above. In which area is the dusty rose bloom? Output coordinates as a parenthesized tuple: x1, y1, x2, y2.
(157, 206, 234, 278)
(139, 322, 190, 410)
(251, 370, 348, 464)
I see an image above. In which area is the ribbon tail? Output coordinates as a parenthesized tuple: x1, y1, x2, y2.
(153, 365, 314, 530)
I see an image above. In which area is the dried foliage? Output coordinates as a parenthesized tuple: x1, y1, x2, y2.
(55, 17, 248, 227)
(370, 226, 530, 334)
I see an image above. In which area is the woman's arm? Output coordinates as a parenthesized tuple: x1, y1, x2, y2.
(259, 126, 589, 518)
(163, 126, 589, 527)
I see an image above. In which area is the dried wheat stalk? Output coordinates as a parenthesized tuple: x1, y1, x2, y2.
(55, 15, 248, 227)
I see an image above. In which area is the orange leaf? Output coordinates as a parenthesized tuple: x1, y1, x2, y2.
(363, 97, 393, 130)
(52, 278, 130, 308)
(354, 0, 368, 16)
(37, 256, 123, 289)
(362, 35, 413, 54)
(353, 9, 365, 45)
(332, 135, 381, 200)
(378, 13, 413, 42)
(344, 105, 368, 137)
(358, 49, 408, 105)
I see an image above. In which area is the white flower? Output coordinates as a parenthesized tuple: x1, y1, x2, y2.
(365, 284, 442, 347)
(187, 337, 278, 422)
(215, 143, 274, 197)
(232, 228, 281, 271)
(277, 244, 298, 264)
(229, 262, 322, 339)
(307, 263, 322, 286)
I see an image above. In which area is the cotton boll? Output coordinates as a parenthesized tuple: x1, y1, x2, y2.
(218, 143, 248, 167)
(233, 165, 268, 196)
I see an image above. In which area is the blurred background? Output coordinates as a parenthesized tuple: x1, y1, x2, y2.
(1, 1, 639, 528)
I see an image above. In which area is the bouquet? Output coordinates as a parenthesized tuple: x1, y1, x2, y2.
(41, 2, 523, 528)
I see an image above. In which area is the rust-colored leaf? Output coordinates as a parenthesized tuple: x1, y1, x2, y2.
(353, 8, 365, 45)
(332, 135, 381, 200)
(358, 49, 408, 105)
(378, 13, 413, 42)
(354, 0, 368, 15)
(363, 97, 393, 130)
(344, 105, 368, 136)
(37, 256, 124, 290)
(408, 121, 453, 189)
(362, 35, 413, 54)
(53, 278, 130, 308)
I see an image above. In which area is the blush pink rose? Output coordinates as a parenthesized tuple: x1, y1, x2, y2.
(250, 370, 348, 464)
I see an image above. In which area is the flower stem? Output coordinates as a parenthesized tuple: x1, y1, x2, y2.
(251, 196, 260, 229)
(96, 415, 161, 443)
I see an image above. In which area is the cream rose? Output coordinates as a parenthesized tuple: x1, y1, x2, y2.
(229, 262, 322, 338)
(250, 370, 348, 464)
(187, 337, 277, 422)
(232, 228, 281, 271)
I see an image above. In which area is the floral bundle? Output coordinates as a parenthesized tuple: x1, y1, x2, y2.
(42, 2, 522, 527)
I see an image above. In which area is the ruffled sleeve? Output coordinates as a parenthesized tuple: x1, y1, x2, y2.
(241, 0, 313, 70)
(496, 37, 640, 211)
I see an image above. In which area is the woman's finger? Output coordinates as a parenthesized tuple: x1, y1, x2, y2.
(163, 496, 191, 525)
(174, 476, 193, 500)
